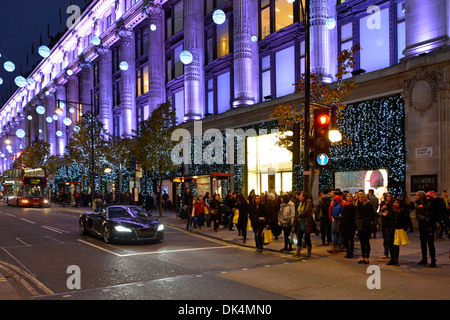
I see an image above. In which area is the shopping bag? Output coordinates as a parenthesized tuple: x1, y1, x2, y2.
(232, 209, 239, 224)
(204, 207, 209, 215)
(393, 229, 410, 246)
(264, 229, 273, 244)
(289, 232, 298, 245)
(247, 218, 253, 230)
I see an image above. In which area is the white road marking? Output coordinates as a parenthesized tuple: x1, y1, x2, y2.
(77, 239, 233, 257)
(20, 218, 36, 224)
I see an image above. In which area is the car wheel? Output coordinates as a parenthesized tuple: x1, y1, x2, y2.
(103, 225, 112, 244)
(79, 219, 87, 235)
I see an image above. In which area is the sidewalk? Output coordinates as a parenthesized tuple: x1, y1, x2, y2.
(156, 209, 450, 275)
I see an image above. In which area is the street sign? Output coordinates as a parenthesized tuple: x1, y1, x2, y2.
(317, 153, 329, 166)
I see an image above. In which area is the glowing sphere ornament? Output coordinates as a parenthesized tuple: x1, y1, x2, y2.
(180, 50, 193, 65)
(119, 61, 129, 71)
(63, 118, 72, 126)
(326, 18, 336, 30)
(36, 106, 46, 115)
(91, 36, 101, 46)
(16, 129, 26, 139)
(212, 9, 226, 25)
(38, 45, 51, 58)
(46, 117, 53, 123)
(56, 130, 63, 137)
(15, 76, 27, 88)
(4, 61, 15, 72)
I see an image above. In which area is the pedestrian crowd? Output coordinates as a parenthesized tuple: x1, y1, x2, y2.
(180, 187, 450, 267)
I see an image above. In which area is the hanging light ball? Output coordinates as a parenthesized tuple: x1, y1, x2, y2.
(326, 18, 337, 30)
(56, 130, 63, 137)
(63, 118, 72, 126)
(119, 61, 129, 71)
(66, 69, 74, 76)
(38, 45, 51, 58)
(27, 115, 33, 120)
(36, 106, 46, 115)
(4, 61, 15, 72)
(16, 129, 26, 139)
(180, 50, 193, 65)
(251, 36, 258, 43)
(46, 117, 53, 123)
(150, 24, 157, 31)
(52, 115, 59, 121)
(74, 126, 81, 132)
(212, 9, 226, 25)
(14, 76, 27, 88)
(0, 77, 3, 85)
(91, 36, 101, 46)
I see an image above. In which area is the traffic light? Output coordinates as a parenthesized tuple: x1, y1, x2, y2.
(313, 109, 331, 168)
(285, 122, 301, 167)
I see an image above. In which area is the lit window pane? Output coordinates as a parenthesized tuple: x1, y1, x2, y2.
(216, 20, 229, 58)
(275, 0, 293, 32)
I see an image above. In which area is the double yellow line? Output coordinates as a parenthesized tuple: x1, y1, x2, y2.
(0, 261, 54, 298)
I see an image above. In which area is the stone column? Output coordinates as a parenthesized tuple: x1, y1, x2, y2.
(117, 27, 136, 137)
(97, 46, 113, 136)
(233, 0, 258, 107)
(45, 90, 56, 156)
(404, 0, 450, 57)
(55, 84, 67, 156)
(146, 2, 166, 113)
(310, 0, 334, 83)
(79, 60, 94, 115)
(66, 75, 79, 139)
(184, 0, 204, 121)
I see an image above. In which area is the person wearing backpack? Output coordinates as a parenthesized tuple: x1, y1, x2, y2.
(328, 191, 345, 253)
(316, 187, 333, 245)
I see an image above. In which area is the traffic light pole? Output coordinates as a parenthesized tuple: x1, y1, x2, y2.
(302, 0, 311, 194)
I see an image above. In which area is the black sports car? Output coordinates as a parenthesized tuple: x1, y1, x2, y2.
(79, 205, 164, 243)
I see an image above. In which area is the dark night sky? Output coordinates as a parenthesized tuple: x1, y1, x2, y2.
(0, 0, 90, 106)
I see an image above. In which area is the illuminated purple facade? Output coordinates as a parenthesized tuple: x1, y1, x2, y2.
(0, 0, 449, 195)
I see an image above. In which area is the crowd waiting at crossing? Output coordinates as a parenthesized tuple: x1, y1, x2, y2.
(181, 188, 450, 267)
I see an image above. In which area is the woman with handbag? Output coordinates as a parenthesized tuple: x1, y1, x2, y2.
(386, 198, 409, 266)
(250, 195, 268, 253)
(278, 194, 296, 252)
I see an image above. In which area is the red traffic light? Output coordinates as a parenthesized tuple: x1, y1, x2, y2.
(318, 114, 330, 126)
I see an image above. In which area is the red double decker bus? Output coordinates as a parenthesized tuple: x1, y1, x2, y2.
(2, 168, 49, 207)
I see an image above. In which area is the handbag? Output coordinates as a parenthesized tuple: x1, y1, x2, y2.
(232, 209, 239, 224)
(247, 218, 253, 230)
(394, 229, 410, 246)
(264, 229, 273, 244)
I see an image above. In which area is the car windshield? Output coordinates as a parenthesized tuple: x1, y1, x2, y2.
(129, 207, 149, 218)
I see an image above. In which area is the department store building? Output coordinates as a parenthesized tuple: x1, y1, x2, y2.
(0, 0, 448, 201)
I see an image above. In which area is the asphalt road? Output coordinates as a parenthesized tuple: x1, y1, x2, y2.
(0, 203, 449, 304)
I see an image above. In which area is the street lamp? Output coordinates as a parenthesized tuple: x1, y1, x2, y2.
(57, 89, 96, 209)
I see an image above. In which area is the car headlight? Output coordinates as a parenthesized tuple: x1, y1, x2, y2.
(157, 224, 164, 231)
(43, 199, 48, 203)
(114, 225, 133, 233)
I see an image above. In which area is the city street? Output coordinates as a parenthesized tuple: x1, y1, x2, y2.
(0, 203, 449, 303)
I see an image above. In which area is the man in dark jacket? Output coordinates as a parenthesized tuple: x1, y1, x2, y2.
(415, 190, 437, 267)
(316, 187, 333, 245)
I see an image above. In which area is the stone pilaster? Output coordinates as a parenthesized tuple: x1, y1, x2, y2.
(310, 0, 334, 83)
(145, 2, 166, 114)
(404, 0, 450, 57)
(183, 0, 204, 121)
(55, 84, 67, 156)
(66, 75, 79, 140)
(233, 0, 258, 107)
(45, 91, 56, 156)
(79, 60, 94, 114)
(117, 26, 136, 137)
(97, 46, 113, 136)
